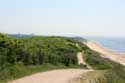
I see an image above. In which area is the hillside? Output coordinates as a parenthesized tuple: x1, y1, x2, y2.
(0, 32, 124, 83)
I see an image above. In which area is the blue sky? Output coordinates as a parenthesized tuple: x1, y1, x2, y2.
(0, 0, 125, 37)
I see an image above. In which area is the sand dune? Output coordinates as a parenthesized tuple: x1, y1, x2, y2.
(86, 41, 125, 65)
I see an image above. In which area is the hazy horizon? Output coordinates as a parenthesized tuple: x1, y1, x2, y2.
(0, 0, 125, 37)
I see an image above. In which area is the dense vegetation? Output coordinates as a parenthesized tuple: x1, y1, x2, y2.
(95, 64, 125, 83)
(0, 33, 80, 67)
(0, 32, 123, 82)
(83, 49, 120, 70)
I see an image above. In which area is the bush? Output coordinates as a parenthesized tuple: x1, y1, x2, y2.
(96, 64, 125, 83)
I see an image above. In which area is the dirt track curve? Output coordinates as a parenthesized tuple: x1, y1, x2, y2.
(9, 69, 91, 83)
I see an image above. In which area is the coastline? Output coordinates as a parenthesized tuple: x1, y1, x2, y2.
(86, 40, 125, 65)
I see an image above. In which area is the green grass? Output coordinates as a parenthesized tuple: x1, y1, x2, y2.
(69, 64, 125, 83)
(95, 64, 125, 83)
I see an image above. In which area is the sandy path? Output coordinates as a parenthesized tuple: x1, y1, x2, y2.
(86, 41, 125, 65)
(77, 52, 93, 70)
(9, 69, 91, 83)
(77, 52, 86, 65)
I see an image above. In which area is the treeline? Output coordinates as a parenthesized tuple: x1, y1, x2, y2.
(18, 36, 80, 66)
(0, 33, 82, 68)
(0, 32, 118, 70)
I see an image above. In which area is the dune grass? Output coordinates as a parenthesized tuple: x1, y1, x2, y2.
(95, 64, 125, 83)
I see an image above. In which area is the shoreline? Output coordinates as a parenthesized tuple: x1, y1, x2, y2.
(86, 40, 125, 65)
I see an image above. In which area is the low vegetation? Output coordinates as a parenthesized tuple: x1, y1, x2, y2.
(83, 49, 119, 70)
(95, 64, 125, 83)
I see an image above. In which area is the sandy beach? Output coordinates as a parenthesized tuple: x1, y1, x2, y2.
(86, 41, 125, 65)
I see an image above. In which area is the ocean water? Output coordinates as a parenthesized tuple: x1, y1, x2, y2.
(84, 37, 125, 53)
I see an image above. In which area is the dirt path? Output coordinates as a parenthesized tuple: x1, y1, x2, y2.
(77, 52, 93, 70)
(9, 69, 91, 83)
(77, 52, 86, 65)
(86, 41, 125, 65)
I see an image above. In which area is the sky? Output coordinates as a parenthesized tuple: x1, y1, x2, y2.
(0, 0, 125, 37)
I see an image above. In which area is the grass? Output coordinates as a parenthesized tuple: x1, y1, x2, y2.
(95, 64, 125, 83)
(69, 70, 106, 83)
(73, 64, 125, 83)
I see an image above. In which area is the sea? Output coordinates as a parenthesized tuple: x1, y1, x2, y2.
(84, 36, 125, 53)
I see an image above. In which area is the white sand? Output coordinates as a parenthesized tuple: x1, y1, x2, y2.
(86, 41, 125, 65)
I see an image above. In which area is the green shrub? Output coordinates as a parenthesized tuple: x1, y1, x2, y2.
(96, 64, 125, 83)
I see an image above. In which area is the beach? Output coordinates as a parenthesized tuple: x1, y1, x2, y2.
(86, 41, 125, 65)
